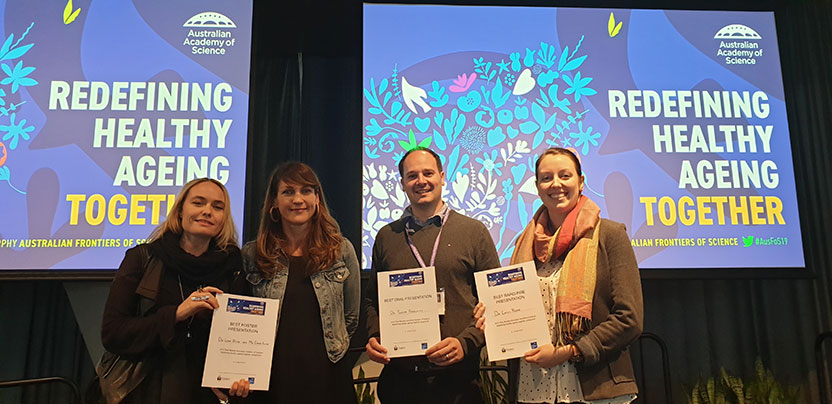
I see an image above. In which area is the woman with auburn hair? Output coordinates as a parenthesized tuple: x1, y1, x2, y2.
(101, 178, 244, 404)
(474, 148, 643, 404)
(227, 161, 360, 404)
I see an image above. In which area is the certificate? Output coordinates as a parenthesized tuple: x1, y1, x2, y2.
(378, 266, 441, 358)
(201, 293, 279, 390)
(474, 262, 551, 361)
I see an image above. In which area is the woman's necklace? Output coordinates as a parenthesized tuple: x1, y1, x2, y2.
(177, 275, 196, 339)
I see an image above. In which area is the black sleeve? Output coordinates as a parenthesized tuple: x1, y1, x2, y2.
(101, 247, 179, 356)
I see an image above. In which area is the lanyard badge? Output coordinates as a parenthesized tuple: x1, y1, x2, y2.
(404, 208, 450, 268)
(405, 208, 450, 315)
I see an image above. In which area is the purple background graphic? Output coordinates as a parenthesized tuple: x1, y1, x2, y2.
(0, 0, 253, 270)
(362, 5, 803, 270)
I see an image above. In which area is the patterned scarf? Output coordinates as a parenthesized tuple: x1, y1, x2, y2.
(148, 232, 241, 286)
(511, 195, 601, 346)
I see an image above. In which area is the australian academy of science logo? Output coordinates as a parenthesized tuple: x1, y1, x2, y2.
(182, 12, 237, 56)
(714, 24, 764, 65)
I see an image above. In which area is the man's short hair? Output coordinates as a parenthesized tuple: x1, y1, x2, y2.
(397, 147, 444, 177)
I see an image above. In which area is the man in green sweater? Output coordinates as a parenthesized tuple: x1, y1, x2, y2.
(364, 147, 501, 404)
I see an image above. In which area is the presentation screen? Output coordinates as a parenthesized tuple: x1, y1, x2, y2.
(0, 1, 252, 272)
(362, 4, 804, 270)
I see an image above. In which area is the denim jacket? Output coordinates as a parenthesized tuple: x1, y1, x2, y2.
(241, 237, 360, 363)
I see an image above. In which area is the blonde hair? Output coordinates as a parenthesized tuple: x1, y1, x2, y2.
(147, 178, 238, 250)
(256, 162, 341, 277)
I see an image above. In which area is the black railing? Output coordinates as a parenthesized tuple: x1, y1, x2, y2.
(349, 346, 379, 385)
(1, 337, 671, 404)
(0, 376, 81, 404)
(635, 332, 673, 404)
(816, 331, 832, 404)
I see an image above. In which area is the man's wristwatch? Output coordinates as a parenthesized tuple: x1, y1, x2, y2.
(568, 343, 584, 363)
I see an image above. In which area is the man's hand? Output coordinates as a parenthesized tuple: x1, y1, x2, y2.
(366, 337, 390, 364)
(425, 337, 463, 366)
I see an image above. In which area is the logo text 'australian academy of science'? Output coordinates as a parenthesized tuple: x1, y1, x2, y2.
(182, 12, 237, 56)
(714, 24, 764, 65)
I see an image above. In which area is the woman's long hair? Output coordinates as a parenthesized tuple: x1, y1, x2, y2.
(256, 162, 342, 277)
(147, 177, 239, 250)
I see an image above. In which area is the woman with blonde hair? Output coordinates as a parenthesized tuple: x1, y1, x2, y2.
(228, 162, 360, 404)
(101, 178, 243, 404)
(475, 148, 643, 403)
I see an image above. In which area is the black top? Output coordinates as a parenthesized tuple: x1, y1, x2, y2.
(257, 255, 356, 404)
(101, 240, 244, 404)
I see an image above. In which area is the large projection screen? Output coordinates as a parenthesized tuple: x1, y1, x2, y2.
(362, 4, 804, 271)
(0, 1, 252, 275)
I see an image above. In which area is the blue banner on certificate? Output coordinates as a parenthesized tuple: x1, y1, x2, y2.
(487, 267, 526, 287)
(378, 266, 441, 358)
(474, 261, 551, 361)
(388, 271, 425, 287)
(227, 298, 266, 315)
(202, 293, 279, 390)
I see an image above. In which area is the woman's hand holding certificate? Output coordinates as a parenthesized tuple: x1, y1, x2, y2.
(201, 293, 280, 391)
(473, 261, 551, 361)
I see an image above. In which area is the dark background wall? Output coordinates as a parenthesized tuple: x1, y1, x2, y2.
(1, 0, 831, 403)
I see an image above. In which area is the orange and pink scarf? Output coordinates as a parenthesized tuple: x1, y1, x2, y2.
(511, 195, 601, 346)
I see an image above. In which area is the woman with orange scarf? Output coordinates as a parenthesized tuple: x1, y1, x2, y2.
(475, 148, 643, 403)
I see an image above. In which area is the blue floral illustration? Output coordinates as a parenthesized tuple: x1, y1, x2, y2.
(0, 22, 36, 196)
(459, 126, 486, 154)
(457, 90, 482, 112)
(427, 81, 449, 108)
(0, 113, 34, 150)
(476, 150, 504, 176)
(569, 121, 599, 155)
(0, 165, 24, 194)
(563, 72, 597, 102)
(509, 52, 522, 71)
(497, 59, 510, 74)
(501, 178, 513, 196)
(362, 32, 600, 266)
(1, 61, 37, 94)
(0, 22, 34, 62)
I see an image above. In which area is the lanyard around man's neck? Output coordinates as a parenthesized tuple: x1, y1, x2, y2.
(404, 207, 450, 268)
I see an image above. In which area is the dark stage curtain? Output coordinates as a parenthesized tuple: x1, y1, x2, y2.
(243, 0, 362, 245)
(0, 282, 95, 404)
(242, 1, 832, 402)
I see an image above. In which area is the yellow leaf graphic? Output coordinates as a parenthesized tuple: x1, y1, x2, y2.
(608, 12, 615, 36)
(63, 0, 81, 25)
(608, 12, 623, 37)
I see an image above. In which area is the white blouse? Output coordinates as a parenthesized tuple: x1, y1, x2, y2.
(516, 259, 636, 404)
